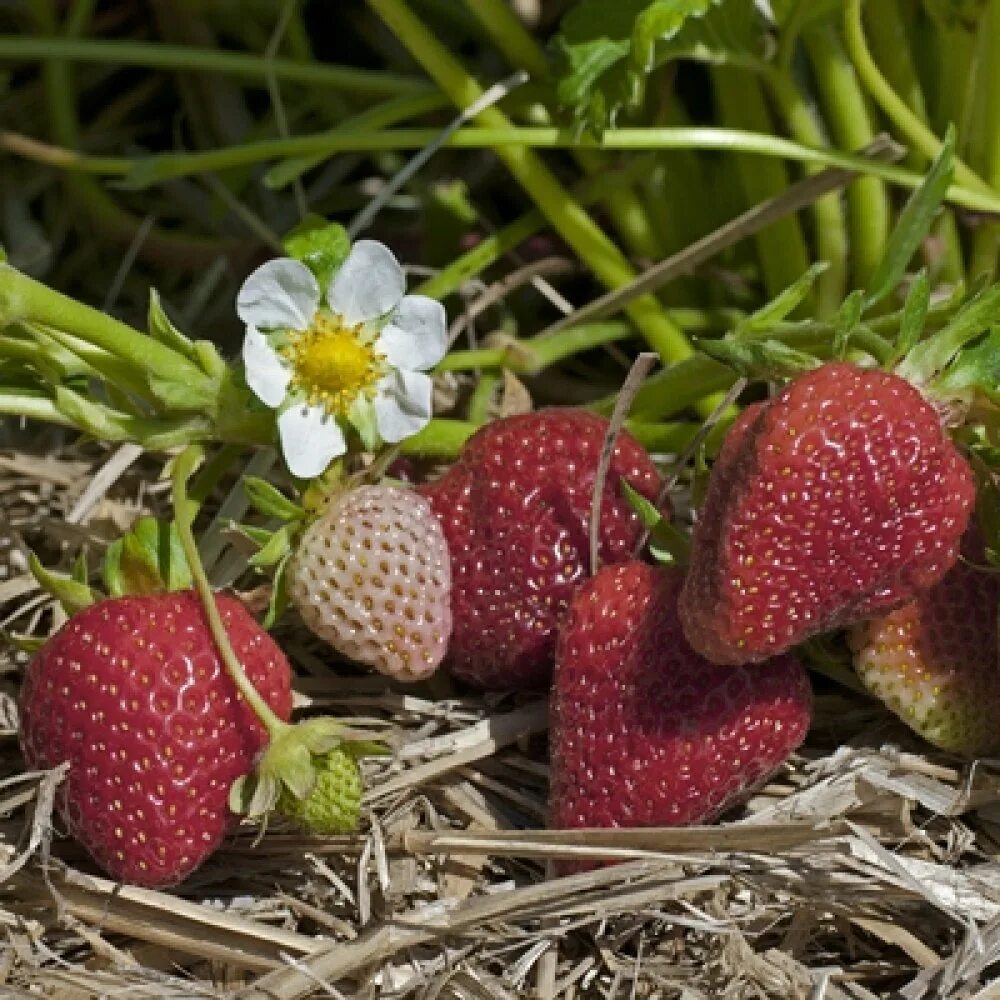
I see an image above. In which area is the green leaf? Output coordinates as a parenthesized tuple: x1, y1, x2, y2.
(103, 517, 193, 597)
(620, 480, 690, 564)
(897, 284, 1000, 385)
(262, 553, 292, 630)
(832, 290, 865, 359)
(696, 337, 820, 380)
(554, 0, 765, 131)
(739, 263, 830, 334)
(147, 289, 197, 362)
(894, 270, 932, 361)
(146, 372, 217, 413)
(248, 524, 294, 569)
(865, 128, 955, 309)
(243, 476, 305, 522)
(283, 217, 351, 292)
(933, 328, 1000, 404)
(28, 552, 96, 615)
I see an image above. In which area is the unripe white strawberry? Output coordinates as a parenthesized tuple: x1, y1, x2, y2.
(290, 485, 452, 681)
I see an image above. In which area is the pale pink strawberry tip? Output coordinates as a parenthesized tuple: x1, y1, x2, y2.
(290, 485, 452, 681)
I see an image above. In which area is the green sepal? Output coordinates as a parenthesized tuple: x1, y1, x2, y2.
(147, 289, 198, 362)
(283, 217, 351, 292)
(248, 524, 294, 569)
(146, 372, 218, 413)
(28, 552, 96, 615)
(53, 386, 140, 441)
(893, 270, 932, 362)
(263, 553, 292, 630)
(620, 480, 691, 564)
(832, 290, 865, 359)
(696, 337, 820, 381)
(233, 522, 275, 547)
(897, 284, 1000, 387)
(347, 396, 380, 453)
(932, 329, 1000, 406)
(864, 127, 955, 310)
(739, 262, 829, 334)
(103, 517, 193, 597)
(244, 476, 305, 522)
(71, 550, 89, 586)
(191, 340, 228, 380)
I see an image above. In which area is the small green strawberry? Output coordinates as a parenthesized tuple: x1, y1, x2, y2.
(276, 746, 364, 835)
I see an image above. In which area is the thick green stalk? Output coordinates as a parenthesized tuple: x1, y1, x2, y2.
(763, 68, 849, 316)
(365, 0, 695, 382)
(843, 0, 993, 197)
(711, 68, 812, 306)
(969, 0, 1000, 281)
(461, 0, 665, 259)
(862, 0, 964, 283)
(802, 23, 890, 290)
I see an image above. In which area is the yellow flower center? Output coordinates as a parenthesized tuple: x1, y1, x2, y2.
(281, 313, 384, 414)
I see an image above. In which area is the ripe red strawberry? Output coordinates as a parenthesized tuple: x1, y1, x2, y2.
(551, 562, 812, 843)
(289, 485, 452, 682)
(19, 590, 293, 888)
(850, 532, 1000, 757)
(418, 409, 665, 689)
(679, 363, 975, 665)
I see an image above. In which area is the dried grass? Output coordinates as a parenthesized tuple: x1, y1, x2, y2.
(1, 443, 999, 999)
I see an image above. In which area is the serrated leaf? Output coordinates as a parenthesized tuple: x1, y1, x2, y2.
(697, 337, 820, 380)
(833, 290, 865, 359)
(283, 216, 351, 292)
(28, 552, 96, 615)
(243, 476, 305, 522)
(739, 262, 830, 333)
(865, 128, 955, 309)
(554, 0, 765, 131)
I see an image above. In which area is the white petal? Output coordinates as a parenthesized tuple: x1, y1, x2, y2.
(326, 240, 405, 325)
(277, 403, 347, 479)
(237, 258, 319, 331)
(378, 295, 447, 371)
(374, 369, 433, 443)
(242, 327, 292, 408)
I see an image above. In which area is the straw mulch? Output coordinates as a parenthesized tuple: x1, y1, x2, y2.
(1, 439, 999, 1000)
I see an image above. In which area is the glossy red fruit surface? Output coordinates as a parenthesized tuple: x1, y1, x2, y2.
(20, 591, 293, 888)
(680, 363, 975, 665)
(419, 409, 665, 689)
(551, 562, 812, 841)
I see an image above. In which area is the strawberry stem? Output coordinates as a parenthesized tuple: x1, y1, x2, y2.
(171, 445, 289, 741)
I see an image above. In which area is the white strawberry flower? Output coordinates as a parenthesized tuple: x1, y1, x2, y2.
(237, 240, 447, 479)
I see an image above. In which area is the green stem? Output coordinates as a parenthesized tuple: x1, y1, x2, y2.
(399, 417, 478, 457)
(763, 68, 848, 317)
(0, 265, 208, 389)
(802, 23, 890, 290)
(969, 0, 1000, 281)
(466, 373, 500, 425)
(0, 36, 432, 96)
(844, 0, 994, 196)
(366, 0, 695, 381)
(711, 68, 812, 305)
(172, 446, 288, 739)
(65, 128, 1000, 214)
(461, 0, 665, 260)
(862, 0, 965, 283)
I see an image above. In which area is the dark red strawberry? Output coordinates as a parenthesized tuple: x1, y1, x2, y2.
(418, 409, 665, 689)
(19, 590, 293, 888)
(850, 529, 1000, 758)
(550, 562, 812, 845)
(679, 363, 975, 665)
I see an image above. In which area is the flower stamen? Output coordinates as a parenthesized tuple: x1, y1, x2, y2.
(281, 313, 385, 414)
